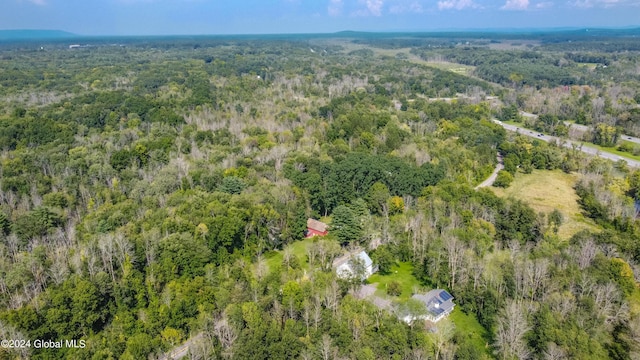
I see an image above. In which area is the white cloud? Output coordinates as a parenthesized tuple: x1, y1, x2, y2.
(328, 0, 344, 16)
(389, 1, 424, 13)
(501, 0, 529, 9)
(570, 0, 639, 7)
(364, 0, 384, 15)
(534, 1, 553, 8)
(352, 0, 384, 16)
(570, 0, 593, 7)
(437, 0, 479, 10)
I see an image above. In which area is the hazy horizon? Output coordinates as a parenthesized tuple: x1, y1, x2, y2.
(2, 0, 639, 37)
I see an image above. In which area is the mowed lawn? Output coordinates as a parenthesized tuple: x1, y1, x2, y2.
(369, 262, 491, 357)
(264, 237, 314, 272)
(449, 307, 492, 358)
(367, 262, 424, 299)
(491, 169, 599, 239)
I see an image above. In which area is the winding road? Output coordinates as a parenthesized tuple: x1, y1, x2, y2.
(475, 153, 504, 189)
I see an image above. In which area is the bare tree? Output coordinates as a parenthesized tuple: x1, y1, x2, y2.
(544, 342, 568, 360)
(188, 335, 214, 360)
(98, 234, 116, 281)
(302, 300, 311, 336)
(5, 233, 20, 261)
(576, 239, 597, 270)
(445, 235, 465, 290)
(323, 280, 340, 315)
(307, 244, 318, 268)
(312, 293, 323, 331)
(86, 245, 101, 280)
(469, 257, 484, 291)
(256, 254, 268, 280)
(0, 320, 30, 359)
(516, 258, 549, 302)
(113, 232, 134, 275)
(283, 246, 293, 268)
(495, 300, 531, 360)
(29, 257, 47, 292)
(318, 334, 337, 360)
(407, 347, 429, 360)
(593, 282, 629, 328)
(628, 316, 640, 359)
(143, 229, 159, 267)
(547, 292, 576, 319)
(213, 316, 237, 359)
(406, 213, 426, 262)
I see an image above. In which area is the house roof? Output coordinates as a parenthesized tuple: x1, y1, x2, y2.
(334, 250, 373, 270)
(307, 218, 328, 232)
(412, 289, 455, 317)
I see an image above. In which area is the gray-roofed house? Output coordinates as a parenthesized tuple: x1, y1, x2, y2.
(334, 250, 376, 280)
(402, 289, 455, 324)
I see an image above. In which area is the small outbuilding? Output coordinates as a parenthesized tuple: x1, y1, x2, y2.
(306, 218, 328, 238)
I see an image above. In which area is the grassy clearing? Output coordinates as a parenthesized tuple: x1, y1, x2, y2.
(367, 261, 490, 356)
(264, 237, 315, 272)
(491, 169, 600, 239)
(577, 62, 599, 70)
(328, 40, 476, 76)
(420, 61, 475, 75)
(487, 40, 540, 50)
(449, 307, 492, 358)
(367, 262, 424, 299)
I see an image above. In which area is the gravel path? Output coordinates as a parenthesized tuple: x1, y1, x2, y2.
(475, 153, 504, 189)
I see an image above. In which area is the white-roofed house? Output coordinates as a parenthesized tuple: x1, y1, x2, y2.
(334, 250, 376, 280)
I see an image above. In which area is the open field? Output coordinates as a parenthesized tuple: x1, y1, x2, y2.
(490, 169, 600, 239)
(325, 39, 477, 76)
(486, 40, 541, 50)
(577, 62, 599, 70)
(418, 61, 475, 75)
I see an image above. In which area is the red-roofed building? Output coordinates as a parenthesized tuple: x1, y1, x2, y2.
(306, 218, 328, 238)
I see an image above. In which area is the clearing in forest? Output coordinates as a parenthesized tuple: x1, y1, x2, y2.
(367, 262, 491, 357)
(367, 262, 423, 299)
(263, 236, 315, 272)
(490, 169, 600, 239)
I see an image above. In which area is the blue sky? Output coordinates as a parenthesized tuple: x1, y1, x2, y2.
(2, 0, 639, 35)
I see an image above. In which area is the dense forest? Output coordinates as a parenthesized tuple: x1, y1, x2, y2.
(0, 32, 640, 359)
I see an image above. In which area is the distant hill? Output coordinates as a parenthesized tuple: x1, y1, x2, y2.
(0, 30, 77, 41)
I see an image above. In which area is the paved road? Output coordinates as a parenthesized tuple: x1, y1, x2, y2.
(520, 111, 640, 145)
(475, 153, 504, 189)
(621, 134, 640, 145)
(493, 119, 640, 168)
